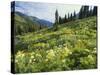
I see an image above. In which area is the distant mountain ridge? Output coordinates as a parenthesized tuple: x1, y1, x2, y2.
(15, 12, 53, 27)
(13, 11, 53, 35)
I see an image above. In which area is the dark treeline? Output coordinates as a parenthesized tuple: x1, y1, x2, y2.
(79, 6, 97, 19)
(54, 6, 97, 27)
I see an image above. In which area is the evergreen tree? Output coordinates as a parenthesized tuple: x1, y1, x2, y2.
(54, 9, 59, 30)
(83, 6, 89, 18)
(40, 24, 42, 29)
(79, 6, 95, 19)
(73, 10, 76, 20)
(64, 14, 67, 23)
(70, 13, 73, 20)
(68, 13, 70, 21)
(79, 6, 84, 19)
(92, 6, 97, 16)
(89, 6, 93, 17)
(55, 9, 59, 24)
(62, 17, 65, 23)
(59, 16, 62, 24)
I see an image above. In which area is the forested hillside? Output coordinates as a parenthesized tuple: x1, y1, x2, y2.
(14, 12, 53, 35)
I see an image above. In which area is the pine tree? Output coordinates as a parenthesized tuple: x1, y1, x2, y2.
(92, 6, 97, 16)
(79, 6, 93, 19)
(59, 16, 62, 24)
(70, 13, 73, 20)
(64, 14, 67, 23)
(54, 9, 59, 30)
(73, 10, 76, 20)
(68, 13, 70, 21)
(40, 24, 42, 29)
(79, 6, 84, 19)
(55, 9, 59, 24)
(83, 6, 89, 18)
(89, 6, 93, 17)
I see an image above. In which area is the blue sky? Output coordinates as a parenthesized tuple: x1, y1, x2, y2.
(15, 1, 82, 23)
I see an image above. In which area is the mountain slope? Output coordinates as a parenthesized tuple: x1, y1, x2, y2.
(15, 16, 97, 72)
(13, 12, 53, 35)
(29, 16, 53, 27)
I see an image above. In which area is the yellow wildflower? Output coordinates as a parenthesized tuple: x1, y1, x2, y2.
(46, 49, 55, 60)
(31, 55, 34, 59)
(36, 54, 42, 57)
(62, 59, 66, 63)
(45, 59, 48, 62)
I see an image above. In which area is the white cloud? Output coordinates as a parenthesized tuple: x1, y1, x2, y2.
(15, 2, 82, 23)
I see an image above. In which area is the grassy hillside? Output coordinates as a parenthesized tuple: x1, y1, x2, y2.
(14, 16, 97, 73)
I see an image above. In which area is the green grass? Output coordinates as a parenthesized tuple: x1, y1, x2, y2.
(14, 16, 97, 73)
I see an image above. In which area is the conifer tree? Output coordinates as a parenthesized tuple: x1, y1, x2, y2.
(70, 13, 73, 20)
(92, 6, 97, 16)
(54, 9, 59, 30)
(68, 13, 70, 21)
(64, 14, 67, 23)
(89, 6, 93, 17)
(79, 6, 84, 19)
(59, 16, 62, 24)
(55, 9, 59, 24)
(83, 6, 89, 18)
(73, 10, 76, 20)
